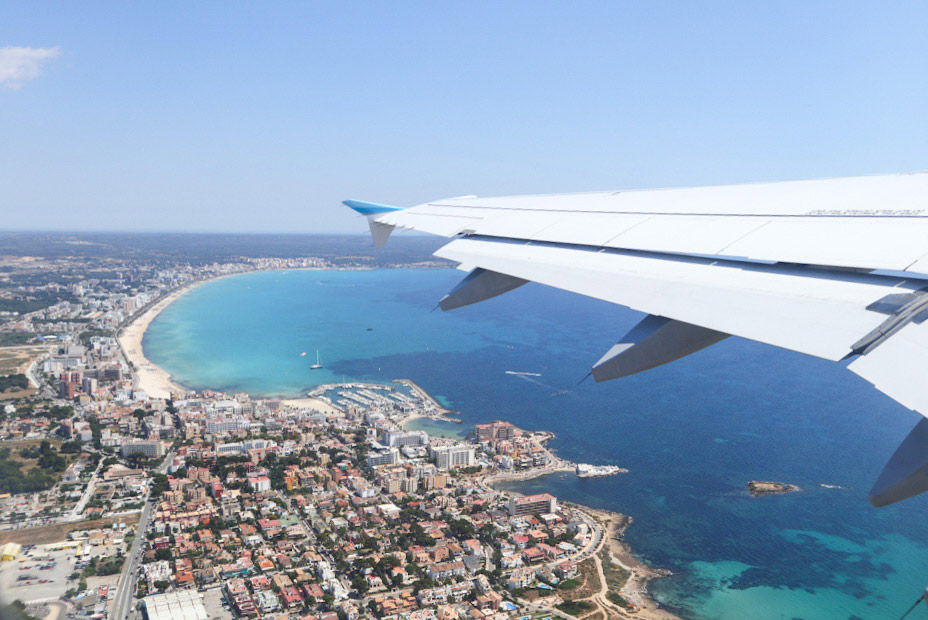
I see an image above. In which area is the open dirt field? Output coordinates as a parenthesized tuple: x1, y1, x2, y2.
(0, 347, 44, 375)
(0, 514, 140, 546)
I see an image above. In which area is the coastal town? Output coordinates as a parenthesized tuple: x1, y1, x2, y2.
(0, 249, 677, 620)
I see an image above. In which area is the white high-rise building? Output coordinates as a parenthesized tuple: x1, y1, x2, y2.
(380, 429, 429, 447)
(121, 440, 165, 458)
(430, 445, 475, 470)
(205, 417, 249, 434)
(366, 449, 399, 468)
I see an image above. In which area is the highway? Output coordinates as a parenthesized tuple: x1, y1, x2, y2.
(111, 451, 173, 620)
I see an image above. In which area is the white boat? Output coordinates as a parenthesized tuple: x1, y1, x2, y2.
(300, 352, 307, 357)
(576, 463, 626, 478)
(310, 350, 323, 370)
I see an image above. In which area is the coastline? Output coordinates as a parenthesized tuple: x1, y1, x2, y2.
(117, 267, 337, 399)
(482, 434, 678, 618)
(581, 505, 680, 619)
(116, 280, 205, 399)
(116, 267, 384, 401)
(487, 474, 679, 619)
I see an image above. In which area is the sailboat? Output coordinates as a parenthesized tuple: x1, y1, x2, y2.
(310, 350, 323, 370)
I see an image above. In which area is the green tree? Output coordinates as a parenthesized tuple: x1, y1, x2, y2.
(351, 576, 369, 595)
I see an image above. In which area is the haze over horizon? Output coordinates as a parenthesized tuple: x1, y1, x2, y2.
(1, 1, 927, 233)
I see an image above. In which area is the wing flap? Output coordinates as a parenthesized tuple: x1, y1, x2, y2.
(850, 321, 928, 415)
(433, 237, 898, 362)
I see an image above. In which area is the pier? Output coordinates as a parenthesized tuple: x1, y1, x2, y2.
(392, 379, 463, 423)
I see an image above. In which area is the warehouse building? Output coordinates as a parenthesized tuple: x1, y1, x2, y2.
(142, 590, 208, 620)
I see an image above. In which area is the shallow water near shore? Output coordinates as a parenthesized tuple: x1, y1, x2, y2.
(145, 268, 928, 619)
(403, 417, 471, 441)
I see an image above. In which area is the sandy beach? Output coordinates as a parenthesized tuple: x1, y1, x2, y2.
(117, 282, 202, 399)
(279, 397, 343, 416)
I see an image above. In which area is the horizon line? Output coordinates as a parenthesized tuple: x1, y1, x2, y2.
(0, 228, 432, 236)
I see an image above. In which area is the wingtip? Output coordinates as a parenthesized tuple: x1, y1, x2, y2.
(343, 200, 403, 215)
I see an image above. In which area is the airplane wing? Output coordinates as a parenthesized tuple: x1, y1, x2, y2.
(344, 171, 928, 506)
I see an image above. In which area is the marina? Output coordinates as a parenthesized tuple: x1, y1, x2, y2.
(302, 379, 463, 423)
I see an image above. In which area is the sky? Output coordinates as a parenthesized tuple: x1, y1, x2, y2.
(1, 2, 927, 233)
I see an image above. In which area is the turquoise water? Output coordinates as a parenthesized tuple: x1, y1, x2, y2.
(403, 417, 471, 441)
(146, 268, 928, 619)
(144, 269, 514, 394)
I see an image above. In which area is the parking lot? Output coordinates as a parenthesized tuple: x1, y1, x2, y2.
(201, 589, 233, 620)
(0, 549, 78, 603)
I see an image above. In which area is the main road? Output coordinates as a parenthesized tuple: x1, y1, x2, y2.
(111, 450, 173, 620)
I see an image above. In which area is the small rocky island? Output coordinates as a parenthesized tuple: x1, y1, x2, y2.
(748, 480, 802, 497)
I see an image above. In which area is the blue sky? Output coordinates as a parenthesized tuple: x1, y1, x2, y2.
(1, 2, 926, 233)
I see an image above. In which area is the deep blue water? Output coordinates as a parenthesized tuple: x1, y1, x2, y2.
(145, 268, 928, 619)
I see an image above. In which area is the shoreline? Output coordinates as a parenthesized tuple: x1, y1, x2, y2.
(116, 279, 210, 399)
(482, 433, 679, 617)
(116, 268, 326, 400)
(115, 267, 441, 401)
(581, 505, 680, 619)
(487, 473, 678, 618)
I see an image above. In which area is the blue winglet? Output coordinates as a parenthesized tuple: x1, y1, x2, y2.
(343, 200, 403, 215)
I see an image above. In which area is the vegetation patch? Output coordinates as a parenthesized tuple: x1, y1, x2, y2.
(0, 373, 29, 392)
(0, 333, 36, 347)
(559, 558, 601, 601)
(0, 291, 78, 314)
(81, 554, 126, 577)
(555, 600, 595, 616)
(558, 578, 582, 591)
(598, 549, 632, 601)
(605, 591, 630, 609)
(0, 439, 74, 494)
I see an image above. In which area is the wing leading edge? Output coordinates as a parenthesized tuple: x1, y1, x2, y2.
(343, 171, 928, 506)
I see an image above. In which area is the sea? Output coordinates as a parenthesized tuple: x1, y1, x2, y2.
(144, 268, 928, 619)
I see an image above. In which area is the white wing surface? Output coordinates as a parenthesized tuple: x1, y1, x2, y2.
(344, 172, 928, 506)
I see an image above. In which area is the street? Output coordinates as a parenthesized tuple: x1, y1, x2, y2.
(111, 450, 173, 620)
